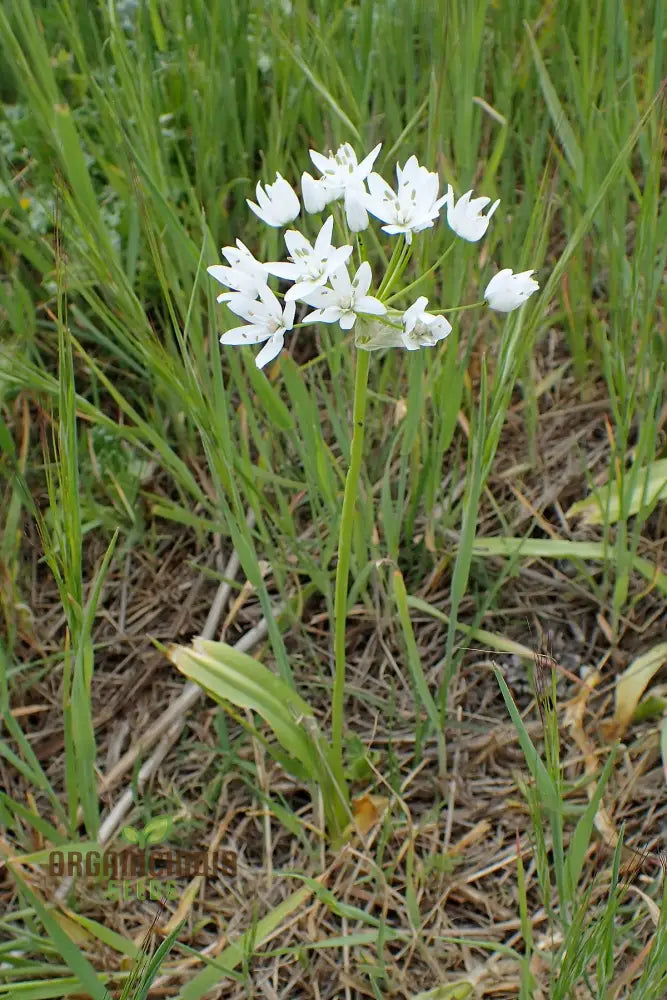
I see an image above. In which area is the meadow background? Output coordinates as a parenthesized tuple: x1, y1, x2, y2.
(0, 1, 665, 998)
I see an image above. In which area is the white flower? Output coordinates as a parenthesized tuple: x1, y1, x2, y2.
(207, 240, 268, 302)
(341, 185, 369, 233)
(364, 156, 447, 243)
(303, 142, 382, 231)
(401, 297, 452, 350)
(309, 142, 381, 199)
(247, 172, 300, 228)
(301, 172, 329, 213)
(445, 186, 500, 242)
(484, 269, 539, 312)
(220, 240, 266, 274)
(301, 261, 386, 330)
(220, 284, 296, 368)
(264, 216, 353, 302)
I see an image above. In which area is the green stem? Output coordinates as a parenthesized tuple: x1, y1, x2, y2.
(385, 239, 456, 304)
(332, 347, 371, 763)
(377, 238, 409, 298)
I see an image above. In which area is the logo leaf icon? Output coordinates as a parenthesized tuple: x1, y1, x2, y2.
(144, 815, 172, 844)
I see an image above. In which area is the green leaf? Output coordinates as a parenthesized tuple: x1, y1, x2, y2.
(392, 570, 447, 778)
(57, 910, 141, 959)
(565, 747, 617, 894)
(148, 0, 167, 52)
(470, 537, 667, 596)
(144, 815, 173, 844)
(178, 882, 316, 1000)
(132, 920, 185, 1000)
(6, 866, 108, 1000)
(167, 638, 350, 840)
(0, 794, 67, 847)
(0, 977, 89, 999)
(411, 985, 473, 1000)
(566, 459, 667, 525)
(492, 667, 561, 815)
(441, 358, 488, 705)
(280, 41, 361, 140)
(168, 637, 316, 765)
(525, 22, 584, 186)
(244, 359, 293, 433)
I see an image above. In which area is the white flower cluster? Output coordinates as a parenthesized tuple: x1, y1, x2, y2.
(209, 143, 539, 368)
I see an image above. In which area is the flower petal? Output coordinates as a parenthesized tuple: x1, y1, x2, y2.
(255, 332, 285, 368)
(309, 150, 331, 173)
(282, 299, 297, 329)
(221, 324, 271, 345)
(285, 277, 328, 302)
(264, 261, 300, 281)
(224, 294, 271, 322)
(300, 285, 338, 307)
(329, 266, 352, 295)
(302, 171, 330, 212)
(356, 142, 382, 177)
(313, 215, 335, 256)
(356, 295, 386, 316)
(246, 198, 273, 226)
(352, 260, 372, 297)
(284, 228, 312, 258)
(344, 187, 369, 232)
(302, 306, 343, 325)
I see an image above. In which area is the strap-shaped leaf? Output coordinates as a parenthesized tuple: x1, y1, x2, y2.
(168, 637, 350, 840)
(169, 637, 321, 776)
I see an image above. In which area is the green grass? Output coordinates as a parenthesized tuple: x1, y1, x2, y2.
(1, 0, 665, 997)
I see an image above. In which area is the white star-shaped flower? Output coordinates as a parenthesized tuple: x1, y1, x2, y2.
(247, 172, 300, 228)
(207, 240, 268, 302)
(484, 269, 539, 312)
(221, 284, 296, 368)
(302, 142, 381, 232)
(364, 156, 447, 243)
(444, 186, 500, 242)
(264, 216, 353, 302)
(401, 297, 452, 350)
(301, 261, 386, 330)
